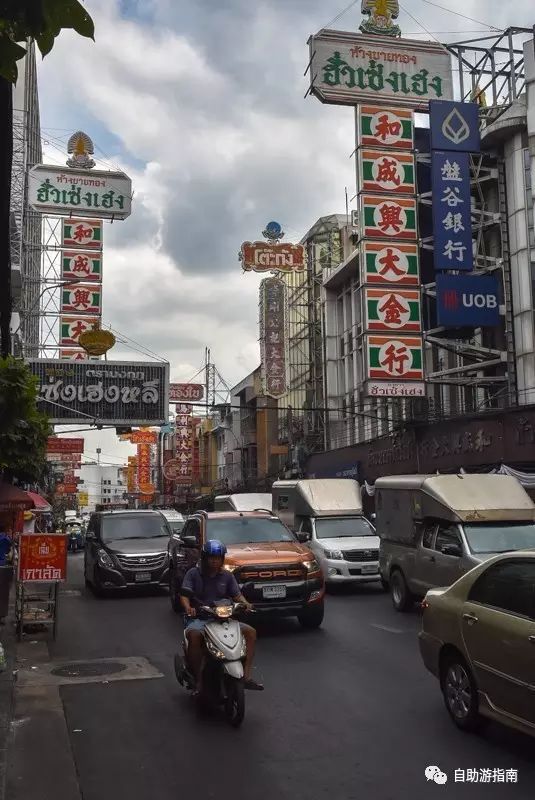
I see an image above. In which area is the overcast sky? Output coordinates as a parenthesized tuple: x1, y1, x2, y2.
(37, 0, 532, 462)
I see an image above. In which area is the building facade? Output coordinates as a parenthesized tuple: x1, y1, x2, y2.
(78, 464, 127, 511)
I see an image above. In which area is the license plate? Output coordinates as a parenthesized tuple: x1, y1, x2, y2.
(262, 584, 287, 599)
(135, 572, 151, 582)
(361, 564, 378, 575)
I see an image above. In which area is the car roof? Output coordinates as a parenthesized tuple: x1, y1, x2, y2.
(92, 509, 163, 517)
(193, 511, 276, 520)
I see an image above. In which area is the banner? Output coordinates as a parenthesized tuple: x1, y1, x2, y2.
(436, 273, 500, 327)
(61, 251, 102, 282)
(364, 288, 421, 332)
(432, 151, 473, 272)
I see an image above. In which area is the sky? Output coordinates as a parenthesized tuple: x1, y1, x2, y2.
(36, 0, 533, 463)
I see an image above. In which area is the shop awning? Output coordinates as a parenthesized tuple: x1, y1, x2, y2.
(0, 483, 33, 512)
(25, 492, 52, 512)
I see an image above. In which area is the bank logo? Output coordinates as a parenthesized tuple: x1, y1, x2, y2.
(441, 107, 470, 145)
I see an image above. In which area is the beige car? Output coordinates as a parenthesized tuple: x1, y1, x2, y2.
(419, 551, 535, 738)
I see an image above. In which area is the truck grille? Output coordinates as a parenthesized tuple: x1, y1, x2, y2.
(236, 563, 305, 582)
(342, 549, 378, 562)
(114, 553, 167, 571)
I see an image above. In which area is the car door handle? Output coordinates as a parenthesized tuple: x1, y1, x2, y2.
(462, 613, 479, 625)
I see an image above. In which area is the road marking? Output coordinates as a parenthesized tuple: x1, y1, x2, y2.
(370, 623, 409, 634)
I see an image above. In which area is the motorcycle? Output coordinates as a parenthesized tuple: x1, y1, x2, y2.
(67, 525, 84, 552)
(174, 600, 251, 728)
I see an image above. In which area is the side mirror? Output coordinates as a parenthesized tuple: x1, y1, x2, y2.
(441, 543, 462, 558)
(296, 531, 311, 543)
(181, 535, 199, 548)
(85, 531, 96, 541)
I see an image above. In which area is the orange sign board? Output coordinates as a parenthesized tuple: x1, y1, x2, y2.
(130, 430, 158, 444)
(18, 534, 67, 582)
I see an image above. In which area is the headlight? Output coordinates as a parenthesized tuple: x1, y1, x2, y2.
(324, 549, 343, 560)
(205, 638, 225, 659)
(97, 549, 115, 568)
(214, 605, 232, 618)
(223, 564, 237, 573)
(303, 559, 321, 572)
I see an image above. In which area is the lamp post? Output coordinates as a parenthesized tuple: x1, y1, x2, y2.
(12, 278, 85, 344)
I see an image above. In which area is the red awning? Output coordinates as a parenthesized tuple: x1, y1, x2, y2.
(0, 483, 34, 512)
(25, 492, 52, 512)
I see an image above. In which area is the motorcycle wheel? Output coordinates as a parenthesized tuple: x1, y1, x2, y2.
(224, 678, 245, 728)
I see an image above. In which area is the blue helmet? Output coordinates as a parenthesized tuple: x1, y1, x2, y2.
(202, 539, 227, 559)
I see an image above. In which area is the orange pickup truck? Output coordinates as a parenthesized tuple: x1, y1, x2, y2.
(168, 511, 325, 628)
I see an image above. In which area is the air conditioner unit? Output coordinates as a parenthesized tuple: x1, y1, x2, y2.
(351, 210, 359, 227)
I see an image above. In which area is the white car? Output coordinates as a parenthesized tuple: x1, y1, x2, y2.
(304, 516, 381, 585)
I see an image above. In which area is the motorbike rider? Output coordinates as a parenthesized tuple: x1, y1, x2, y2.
(180, 539, 264, 693)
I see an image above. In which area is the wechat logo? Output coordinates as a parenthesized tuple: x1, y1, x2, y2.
(425, 766, 448, 785)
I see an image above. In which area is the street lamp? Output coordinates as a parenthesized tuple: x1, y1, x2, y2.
(12, 278, 85, 337)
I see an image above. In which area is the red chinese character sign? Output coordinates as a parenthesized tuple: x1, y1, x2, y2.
(137, 443, 154, 496)
(62, 219, 102, 249)
(173, 409, 194, 484)
(18, 534, 68, 582)
(360, 195, 417, 239)
(366, 335, 424, 396)
(357, 106, 414, 149)
(361, 241, 419, 286)
(61, 284, 102, 314)
(60, 316, 99, 346)
(61, 251, 102, 282)
(364, 288, 421, 332)
(259, 277, 288, 399)
(358, 150, 415, 194)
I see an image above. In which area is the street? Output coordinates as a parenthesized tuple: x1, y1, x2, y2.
(6, 553, 535, 800)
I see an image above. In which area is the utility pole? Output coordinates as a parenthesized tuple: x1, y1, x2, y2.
(0, 77, 13, 358)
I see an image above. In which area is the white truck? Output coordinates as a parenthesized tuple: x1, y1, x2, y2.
(271, 479, 380, 585)
(213, 493, 273, 513)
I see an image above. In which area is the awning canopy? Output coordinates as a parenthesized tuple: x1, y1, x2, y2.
(25, 492, 52, 512)
(0, 483, 33, 512)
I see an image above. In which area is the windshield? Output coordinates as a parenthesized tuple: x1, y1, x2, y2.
(315, 517, 375, 540)
(464, 522, 535, 554)
(209, 517, 295, 545)
(101, 514, 169, 543)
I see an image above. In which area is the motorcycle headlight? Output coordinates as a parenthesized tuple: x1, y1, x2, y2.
(214, 605, 232, 619)
(324, 549, 343, 560)
(205, 638, 225, 659)
(97, 549, 115, 568)
(303, 558, 321, 572)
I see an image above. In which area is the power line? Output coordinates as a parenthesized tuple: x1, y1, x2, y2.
(417, 0, 502, 31)
(319, 0, 359, 31)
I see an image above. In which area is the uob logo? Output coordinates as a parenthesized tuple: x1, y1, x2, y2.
(463, 293, 497, 309)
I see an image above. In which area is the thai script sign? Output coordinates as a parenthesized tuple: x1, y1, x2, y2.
(358, 149, 415, 194)
(432, 151, 473, 272)
(26, 360, 169, 425)
(169, 384, 204, 403)
(60, 316, 100, 346)
(18, 534, 67, 582)
(61, 284, 102, 314)
(240, 242, 306, 273)
(29, 165, 132, 219)
(436, 273, 500, 327)
(429, 100, 480, 152)
(360, 194, 417, 239)
(366, 334, 424, 380)
(259, 277, 288, 399)
(308, 31, 453, 109)
(357, 105, 413, 149)
(366, 380, 425, 397)
(364, 287, 421, 332)
(62, 219, 102, 249)
(47, 437, 84, 454)
(361, 241, 419, 285)
(61, 251, 102, 281)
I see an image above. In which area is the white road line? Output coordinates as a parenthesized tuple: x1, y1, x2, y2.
(370, 623, 411, 634)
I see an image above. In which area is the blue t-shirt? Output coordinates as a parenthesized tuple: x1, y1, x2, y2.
(181, 566, 240, 606)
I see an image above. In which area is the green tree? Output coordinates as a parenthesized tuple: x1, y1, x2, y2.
(0, 1, 94, 357)
(0, 357, 51, 483)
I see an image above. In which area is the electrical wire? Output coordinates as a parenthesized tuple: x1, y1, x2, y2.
(398, 2, 450, 51)
(417, 0, 502, 32)
(319, 0, 359, 31)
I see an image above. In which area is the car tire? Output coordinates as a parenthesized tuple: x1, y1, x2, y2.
(390, 569, 413, 612)
(298, 602, 324, 629)
(441, 652, 481, 732)
(169, 567, 182, 614)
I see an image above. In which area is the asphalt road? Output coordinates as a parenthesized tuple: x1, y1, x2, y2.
(35, 554, 535, 799)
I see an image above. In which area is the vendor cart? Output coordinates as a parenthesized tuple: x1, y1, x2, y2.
(15, 533, 67, 641)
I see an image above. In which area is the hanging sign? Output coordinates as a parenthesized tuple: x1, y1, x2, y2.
(259, 277, 288, 399)
(361, 241, 419, 285)
(359, 195, 417, 239)
(169, 384, 204, 402)
(366, 334, 424, 380)
(432, 151, 473, 272)
(61, 251, 102, 282)
(358, 149, 415, 194)
(357, 105, 414, 149)
(29, 165, 132, 219)
(61, 284, 102, 314)
(62, 219, 102, 249)
(307, 31, 453, 109)
(240, 242, 306, 273)
(364, 287, 421, 332)
(60, 316, 100, 346)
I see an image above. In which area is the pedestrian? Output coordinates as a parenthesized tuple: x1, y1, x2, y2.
(0, 526, 12, 566)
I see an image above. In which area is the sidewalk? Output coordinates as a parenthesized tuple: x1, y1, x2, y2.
(0, 613, 17, 800)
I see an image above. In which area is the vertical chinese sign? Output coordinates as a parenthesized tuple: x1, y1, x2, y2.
(356, 105, 425, 396)
(259, 277, 288, 399)
(60, 218, 103, 359)
(129, 429, 157, 500)
(174, 410, 195, 484)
